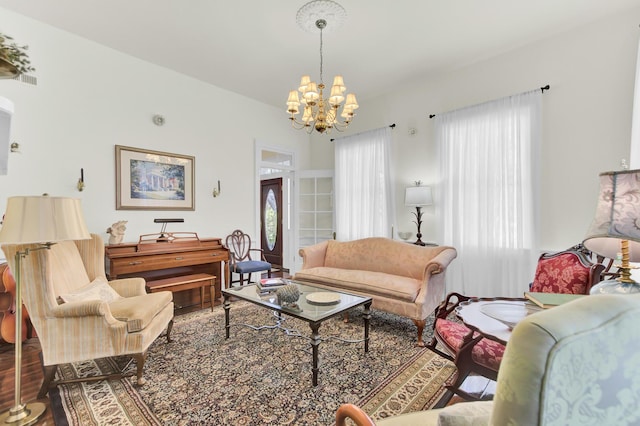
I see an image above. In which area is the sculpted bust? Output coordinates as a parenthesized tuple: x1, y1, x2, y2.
(106, 220, 127, 245)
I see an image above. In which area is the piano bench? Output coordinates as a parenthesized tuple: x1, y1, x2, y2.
(146, 273, 216, 311)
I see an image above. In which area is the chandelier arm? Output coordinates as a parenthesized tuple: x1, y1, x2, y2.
(289, 117, 315, 132)
(330, 119, 351, 132)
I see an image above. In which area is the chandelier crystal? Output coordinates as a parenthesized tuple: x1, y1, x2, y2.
(286, 1, 358, 134)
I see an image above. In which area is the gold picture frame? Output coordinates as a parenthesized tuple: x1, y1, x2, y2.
(115, 145, 195, 210)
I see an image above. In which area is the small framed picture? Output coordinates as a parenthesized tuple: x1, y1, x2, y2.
(115, 145, 195, 210)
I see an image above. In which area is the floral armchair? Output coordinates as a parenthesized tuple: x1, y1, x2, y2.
(1, 234, 174, 397)
(337, 293, 640, 425)
(426, 245, 605, 400)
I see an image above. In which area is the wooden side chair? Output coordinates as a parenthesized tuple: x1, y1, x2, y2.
(225, 229, 272, 287)
(427, 244, 605, 401)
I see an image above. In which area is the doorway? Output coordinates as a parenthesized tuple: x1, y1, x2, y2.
(260, 177, 283, 268)
(255, 144, 295, 274)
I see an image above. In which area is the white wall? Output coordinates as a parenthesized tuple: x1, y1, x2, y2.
(311, 6, 640, 251)
(0, 8, 310, 247)
(3, 6, 639, 256)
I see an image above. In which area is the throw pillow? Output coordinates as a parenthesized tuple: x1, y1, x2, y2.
(59, 276, 123, 304)
(437, 400, 493, 426)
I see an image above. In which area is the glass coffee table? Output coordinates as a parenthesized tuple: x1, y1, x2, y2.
(222, 280, 372, 386)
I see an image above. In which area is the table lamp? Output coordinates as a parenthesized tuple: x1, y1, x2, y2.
(405, 182, 433, 246)
(583, 169, 640, 294)
(0, 195, 90, 425)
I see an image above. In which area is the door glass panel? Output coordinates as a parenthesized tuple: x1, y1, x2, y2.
(264, 189, 278, 250)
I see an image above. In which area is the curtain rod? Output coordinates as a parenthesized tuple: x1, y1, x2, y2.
(330, 123, 395, 142)
(429, 85, 550, 119)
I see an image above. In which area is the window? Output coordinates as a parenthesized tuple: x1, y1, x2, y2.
(334, 127, 395, 240)
(436, 90, 541, 297)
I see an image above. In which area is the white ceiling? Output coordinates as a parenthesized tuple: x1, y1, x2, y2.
(2, 0, 639, 108)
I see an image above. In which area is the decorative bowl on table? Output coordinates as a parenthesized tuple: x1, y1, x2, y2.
(479, 302, 543, 329)
(397, 231, 412, 241)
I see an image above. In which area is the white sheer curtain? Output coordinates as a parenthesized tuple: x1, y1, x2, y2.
(436, 90, 541, 297)
(334, 127, 395, 240)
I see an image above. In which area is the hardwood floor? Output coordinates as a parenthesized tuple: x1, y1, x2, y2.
(0, 337, 55, 425)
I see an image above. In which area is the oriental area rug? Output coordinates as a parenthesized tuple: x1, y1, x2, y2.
(49, 302, 456, 425)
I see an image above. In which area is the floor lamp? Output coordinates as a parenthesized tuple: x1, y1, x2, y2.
(583, 169, 640, 294)
(0, 196, 90, 425)
(405, 183, 433, 246)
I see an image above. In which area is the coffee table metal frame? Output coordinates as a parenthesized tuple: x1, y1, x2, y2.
(222, 281, 372, 386)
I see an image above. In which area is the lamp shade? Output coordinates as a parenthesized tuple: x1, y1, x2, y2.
(0, 196, 90, 244)
(583, 169, 640, 261)
(405, 186, 433, 207)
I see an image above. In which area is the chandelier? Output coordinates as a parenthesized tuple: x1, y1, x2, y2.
(286, 0, 358, 134)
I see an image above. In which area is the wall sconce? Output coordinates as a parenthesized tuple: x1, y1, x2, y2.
(77, 168, 85, 192)
(212, 180, 221, 197)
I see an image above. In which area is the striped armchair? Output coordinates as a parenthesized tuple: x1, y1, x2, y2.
(1, 233, 174, 398)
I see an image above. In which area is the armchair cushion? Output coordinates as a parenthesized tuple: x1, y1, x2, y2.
(435, 319, 505, 371)
(58, 276, 123, 304)
(437, 400, 493, 426)
(109, 291, 173, 333)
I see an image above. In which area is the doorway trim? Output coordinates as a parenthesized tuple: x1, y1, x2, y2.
(255, 142, 296, 272)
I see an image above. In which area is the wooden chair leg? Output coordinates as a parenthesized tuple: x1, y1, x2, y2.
(38, 364, 58, 399)
(166, 319, 174, 342)
(413, 319, 426, 347)
(132, 352, 147, 386)
(209, 283, 215, 312)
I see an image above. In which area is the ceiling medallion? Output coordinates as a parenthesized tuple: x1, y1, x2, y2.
(286, 0, 358, 134)
(296, 0, 347, 34)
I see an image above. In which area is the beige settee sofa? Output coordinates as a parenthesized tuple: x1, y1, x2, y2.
(294, 237, 457, 346)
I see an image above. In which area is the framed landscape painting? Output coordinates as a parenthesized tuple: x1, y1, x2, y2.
(115, 145, 195, 210)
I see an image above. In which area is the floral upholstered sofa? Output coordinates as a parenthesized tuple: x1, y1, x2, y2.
(294, 237, 457, 346)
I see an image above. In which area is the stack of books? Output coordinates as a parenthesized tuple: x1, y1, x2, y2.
(524, 292, 584, 309)
(256, 278, 288, 293)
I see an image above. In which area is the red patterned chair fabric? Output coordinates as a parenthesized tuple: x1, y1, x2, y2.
(427, 245, 605, 401)
(427, 292, 506, 401)
(434, 319, 504, 372)
(530, 248, 604, 294)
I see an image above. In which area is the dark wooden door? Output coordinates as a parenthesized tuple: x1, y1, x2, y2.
(260, 178, 283, 267)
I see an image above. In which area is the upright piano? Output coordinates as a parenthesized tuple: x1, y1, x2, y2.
(105, 232, 229, 309)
